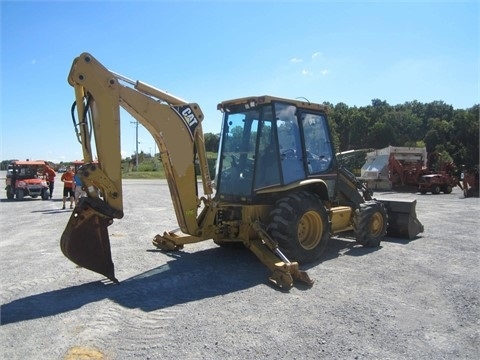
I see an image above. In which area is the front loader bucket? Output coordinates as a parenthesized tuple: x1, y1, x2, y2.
(379, 199, 424, 240)
(60, 197, 120, 283)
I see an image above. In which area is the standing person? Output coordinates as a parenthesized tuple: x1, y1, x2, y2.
(61, 166, 75, 209)
(44, 163, 56, 199)
(73, 170, 85, 205)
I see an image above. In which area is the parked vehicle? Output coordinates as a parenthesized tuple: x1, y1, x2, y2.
(417, 173, 457, 194)
(461, 167, 479, 198)
(5, 160, 50, 200)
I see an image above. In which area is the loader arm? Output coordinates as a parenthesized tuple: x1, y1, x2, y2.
(61, 53, 213, 282)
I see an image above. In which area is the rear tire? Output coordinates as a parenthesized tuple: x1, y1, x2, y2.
(267, 191, 330, 263)
(354, 200, 387, 247)
(432, 185, 441, 194)
(443, 185, 452, 194)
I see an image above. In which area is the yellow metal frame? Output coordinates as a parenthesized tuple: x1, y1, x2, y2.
(63, 53, 313, 289)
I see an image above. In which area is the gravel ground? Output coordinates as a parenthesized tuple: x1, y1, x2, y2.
(0, 176, 479, 360)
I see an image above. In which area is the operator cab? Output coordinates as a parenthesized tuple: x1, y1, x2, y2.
(215, 96, 335, 201)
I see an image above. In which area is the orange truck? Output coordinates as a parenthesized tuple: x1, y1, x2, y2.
(5, 160, 50, 200)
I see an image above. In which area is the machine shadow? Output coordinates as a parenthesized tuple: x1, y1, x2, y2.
(0, 247, 266, 325)
(1, 236, 387, 326)
(320, 236, 381, 261)
(383, 235, 423, 245)
(0, 198, 41, 203)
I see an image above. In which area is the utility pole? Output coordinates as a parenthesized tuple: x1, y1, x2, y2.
(131, 120, 139, 171)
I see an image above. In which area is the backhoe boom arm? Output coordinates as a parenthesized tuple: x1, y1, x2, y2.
(69, 53, 213, 232)
(61, 53, 213, 281)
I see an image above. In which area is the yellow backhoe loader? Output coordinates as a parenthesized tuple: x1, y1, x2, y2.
(61, 53, 423, 290)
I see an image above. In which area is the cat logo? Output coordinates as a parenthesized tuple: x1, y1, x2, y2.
(181, 106, 198, 128)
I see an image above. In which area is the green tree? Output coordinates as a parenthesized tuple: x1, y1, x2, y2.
(368, 121, 395, 148)
(329, 102, 350, 151)
(451, 106, 479, 167)
(425, 101, 453, 121)
(366, 99, 390, 122)
(348, 110, 370, 150)
(385, 110, 423, 146)
(204, 132, 220, 152)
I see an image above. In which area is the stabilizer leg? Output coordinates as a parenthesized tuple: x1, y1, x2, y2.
(249, 222, 314, 289)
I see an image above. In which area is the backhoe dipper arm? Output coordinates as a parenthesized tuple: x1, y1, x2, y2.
(61, 53, 213, 282)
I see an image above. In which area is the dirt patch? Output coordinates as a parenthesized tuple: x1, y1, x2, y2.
(65, 346, 105, 360)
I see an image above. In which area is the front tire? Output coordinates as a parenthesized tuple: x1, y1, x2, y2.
(267, 191, 330, 263)
(6, 186, 14, 200)
(354, 200, 387, 247)
(16, 189, 24, 200)
(42, 189, 50, 200)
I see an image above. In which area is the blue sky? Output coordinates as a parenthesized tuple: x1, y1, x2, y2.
(1, 0, 478, 163)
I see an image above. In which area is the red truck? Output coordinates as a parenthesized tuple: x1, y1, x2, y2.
(417, 172, 458, 195)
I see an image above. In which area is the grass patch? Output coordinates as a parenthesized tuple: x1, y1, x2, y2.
(121, 152, 217, 179)
(122, 171, 164, 179)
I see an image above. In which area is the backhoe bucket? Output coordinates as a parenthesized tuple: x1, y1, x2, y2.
(60, 198, 119, 283)
(379, 199, 424, 240)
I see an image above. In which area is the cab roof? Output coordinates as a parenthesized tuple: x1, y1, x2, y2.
(217, 95, 329, 113)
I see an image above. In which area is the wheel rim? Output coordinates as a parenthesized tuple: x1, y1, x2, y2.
(369, 212, 384, 237)
(297, 210, 323, 250)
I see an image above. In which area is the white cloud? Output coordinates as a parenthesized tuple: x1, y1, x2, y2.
(312, 52, 322, 59)
(302, 69, 313, 76)
(290, 57, 303, 63)
(320, 69, 329, 75)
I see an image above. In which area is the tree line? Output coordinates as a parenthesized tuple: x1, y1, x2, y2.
(326, 99, 479, 169)
(2, 99, 477, 171)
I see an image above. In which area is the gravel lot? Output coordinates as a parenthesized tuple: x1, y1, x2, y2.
(1, 175, 479, 360)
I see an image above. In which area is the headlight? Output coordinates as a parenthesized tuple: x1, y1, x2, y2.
(18, 181, 26, 187)
(41, 181, 48, 186)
